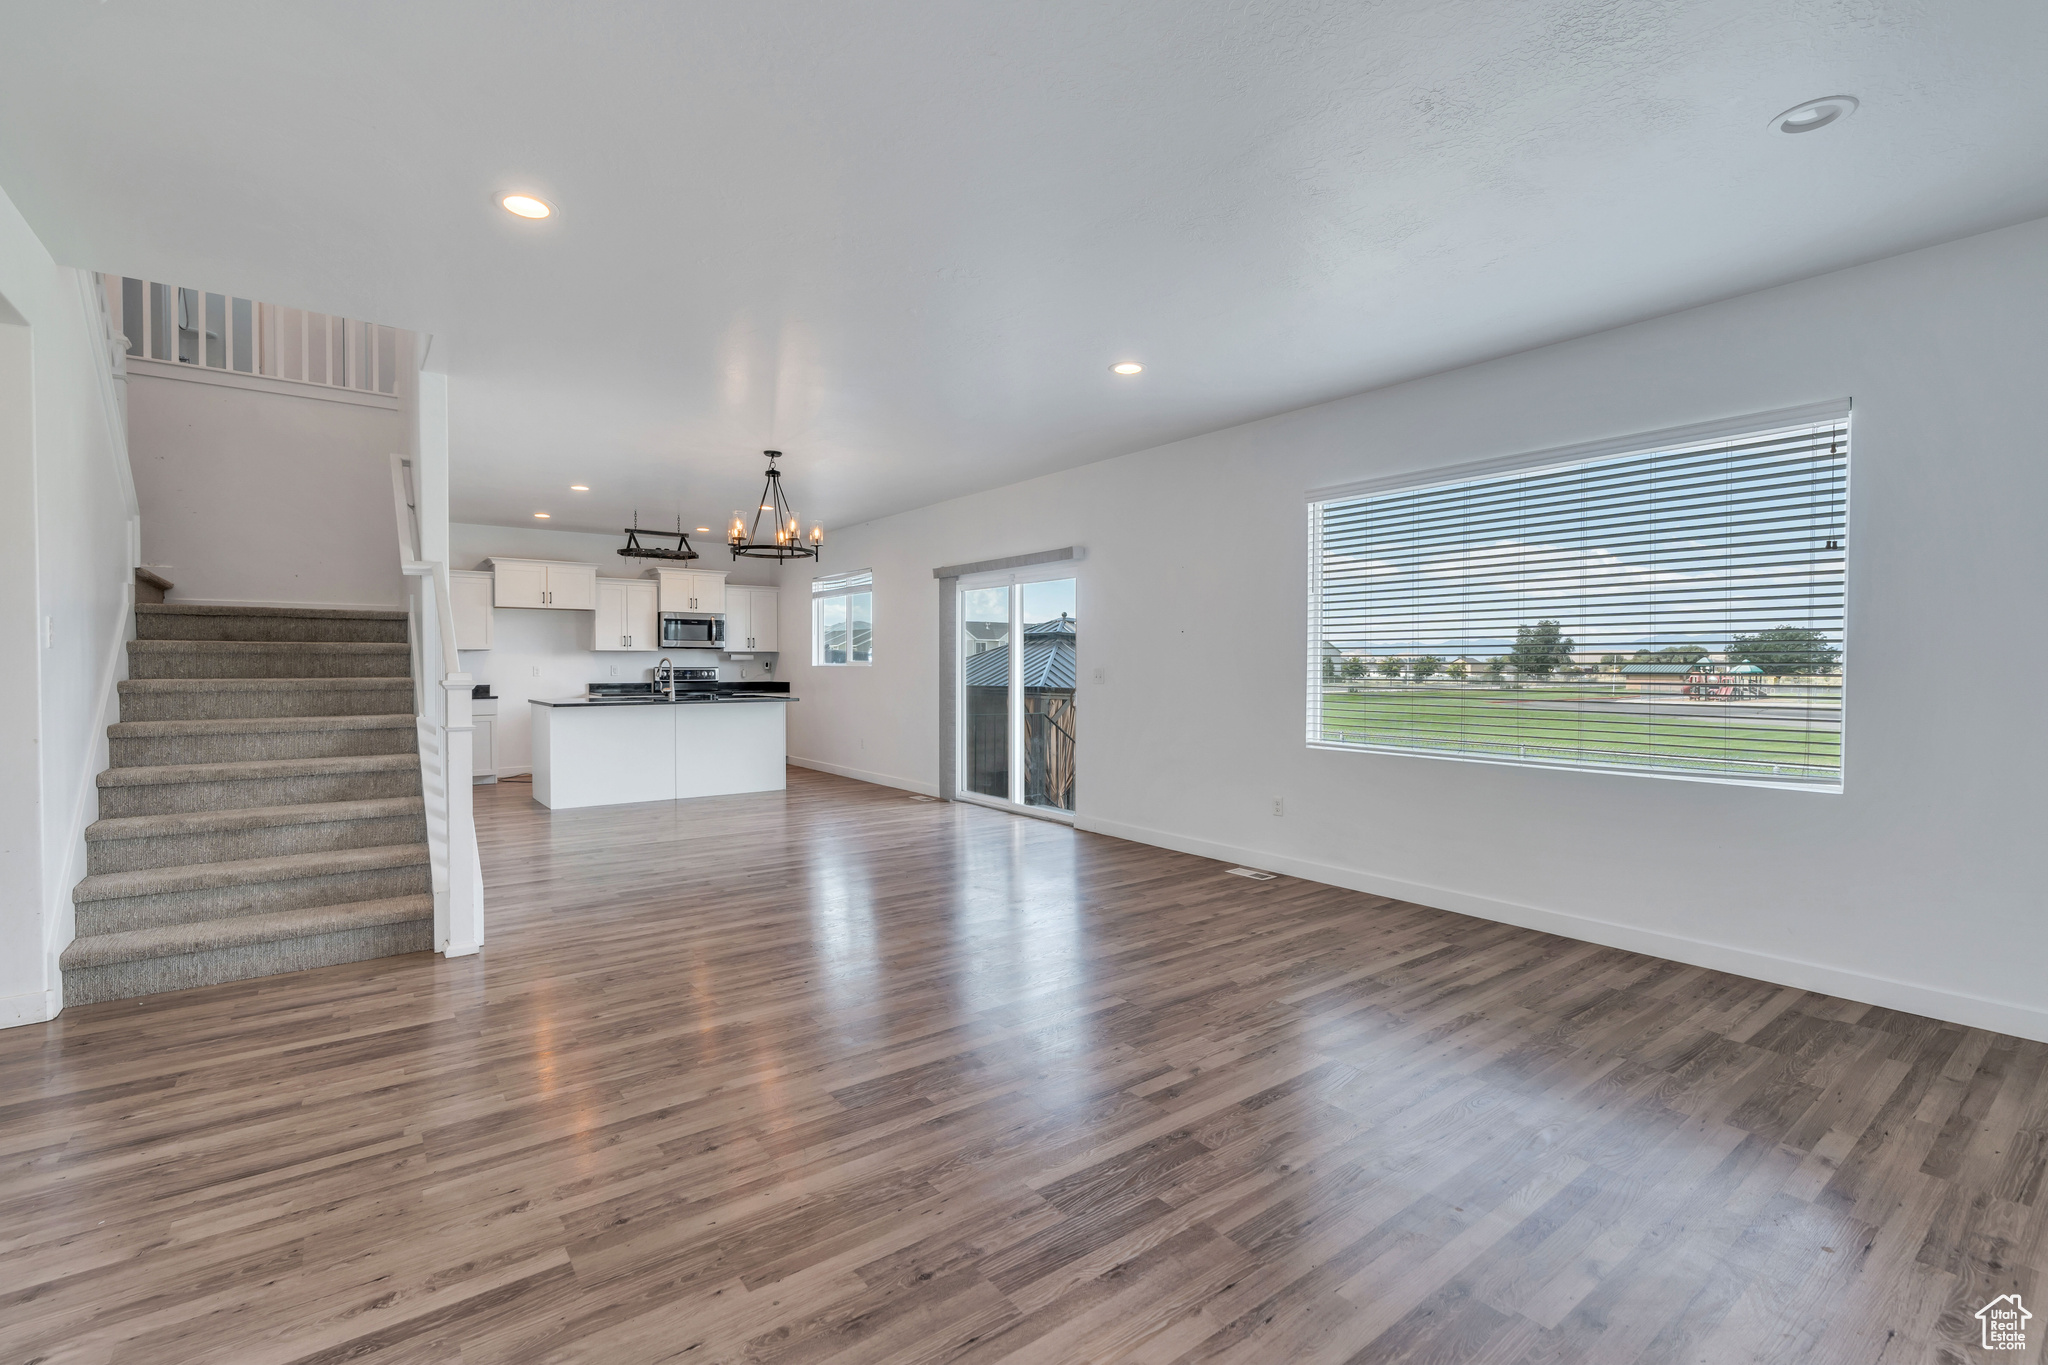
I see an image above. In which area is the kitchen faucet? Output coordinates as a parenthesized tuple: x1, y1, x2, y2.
(655, 657, 676, 701)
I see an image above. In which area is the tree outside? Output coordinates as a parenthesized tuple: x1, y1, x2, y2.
(1508, 620, 1575, 677)
(1485, 656, 1507, 682)
(1410, 654, 1443, 682)
(1727, 627, 1840, 676)
(1445, 661, 1467, 682)
(1377, 657, 1404, 680)
(1341, 656, 1367, 681)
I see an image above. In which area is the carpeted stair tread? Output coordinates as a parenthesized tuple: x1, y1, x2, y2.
(86, 796, 426, 842)
(98, 753, 420, 788)
(130, 639, 410, 657)
(138, 604, 407, 621)
(73, 843, 430, 903)
(108, 713, 416, 738)
(120, 677, 412, 693)
(60, 895, 434, 970)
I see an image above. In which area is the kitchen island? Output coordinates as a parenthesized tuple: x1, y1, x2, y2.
(529, 692, 793, 809)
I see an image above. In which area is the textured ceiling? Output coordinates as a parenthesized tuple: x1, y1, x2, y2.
(2, 1, 2045, 533)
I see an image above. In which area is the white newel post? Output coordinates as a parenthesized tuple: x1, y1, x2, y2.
(440, 675, 481, 956)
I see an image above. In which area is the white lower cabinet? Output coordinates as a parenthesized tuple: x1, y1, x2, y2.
(593, 578, 659, 651)
(471, 698, 497, 783)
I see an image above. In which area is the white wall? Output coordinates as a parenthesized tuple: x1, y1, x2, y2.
(449, 522, 783, 773)
(127, 375, 404, 608)
(785, 214, 2048, 1041)
(0, 182, 139, 1026)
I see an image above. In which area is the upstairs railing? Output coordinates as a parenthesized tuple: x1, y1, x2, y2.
(390, 454, 482, 957)
(105, 275, 407, 399)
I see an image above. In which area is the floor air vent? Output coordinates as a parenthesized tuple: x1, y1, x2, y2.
(1226, 867, 1278, 880)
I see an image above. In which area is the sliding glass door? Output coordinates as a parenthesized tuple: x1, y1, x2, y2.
(959, 577, 1076, 814)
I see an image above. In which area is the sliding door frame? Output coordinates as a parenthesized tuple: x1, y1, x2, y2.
(953, 563, 1077, 824)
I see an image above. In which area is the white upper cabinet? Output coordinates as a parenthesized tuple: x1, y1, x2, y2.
(593, 578, 659, 651)
(724, 586, 779, 652)
(489, 558, 546, 609)
(485, 558, 599, 610)
(449, 570, 494, 650)
(653, 568, 727, 614)
(749, 588, 778, 652)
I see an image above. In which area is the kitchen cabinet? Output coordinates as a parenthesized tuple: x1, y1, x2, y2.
(484, 557, 598, 610)
(449, 570, 494, 650)
(471, 697, 497, 783)
(653, 568, 726, 615)
(593, 578, 659, 651)
(724, 585, 779, 652)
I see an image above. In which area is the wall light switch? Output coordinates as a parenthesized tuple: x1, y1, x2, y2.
(531, 665, 540, 677)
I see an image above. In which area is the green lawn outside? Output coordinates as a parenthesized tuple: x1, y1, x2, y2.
(1317, 689, 1842, 781)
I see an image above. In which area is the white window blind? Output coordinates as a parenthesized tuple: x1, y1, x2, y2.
(812, 570, 872, 595)
(1309, 411, 1849, 788)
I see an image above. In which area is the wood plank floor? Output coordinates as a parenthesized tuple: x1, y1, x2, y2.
(3, 768, 2043, 1364)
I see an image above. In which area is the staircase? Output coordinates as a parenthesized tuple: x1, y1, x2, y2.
(62, 603, 435, 1006)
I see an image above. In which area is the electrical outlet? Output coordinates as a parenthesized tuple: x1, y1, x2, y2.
(1093, 666, 1106, 684)
(1272, 797, 1285, 817)
(531, 665, 540, 677)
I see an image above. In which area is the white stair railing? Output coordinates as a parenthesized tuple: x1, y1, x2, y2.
(107, 275, 406, 398)
(391, 454, 482, 957)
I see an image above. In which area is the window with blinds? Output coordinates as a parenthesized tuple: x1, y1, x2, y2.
(813, 569, 873, 666)
(1308, 407, 1849, 788)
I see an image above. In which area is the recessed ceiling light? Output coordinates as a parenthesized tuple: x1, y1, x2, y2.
(1111, 361, 1144, 375)
(501, 193, 554, 219)
(1771, 96, 1857, 134)
(533, 512, 551, 519)
(569, 484, 589, 491)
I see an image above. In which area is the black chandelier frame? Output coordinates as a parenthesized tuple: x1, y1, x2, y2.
(729, 450, 822, 562)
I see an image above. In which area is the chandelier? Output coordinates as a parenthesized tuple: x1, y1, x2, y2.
(728, 450, 823, 561)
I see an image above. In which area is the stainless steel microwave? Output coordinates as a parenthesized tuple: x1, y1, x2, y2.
(659, 613, 724, 649)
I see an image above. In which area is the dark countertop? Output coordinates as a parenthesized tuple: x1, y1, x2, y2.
(529, 693, 797, 708)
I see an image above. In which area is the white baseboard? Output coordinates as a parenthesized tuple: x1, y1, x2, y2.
(1073, 812, 2048, 1044)
(0, 989, 57, 1029)
(164, 596, 406, 612)
(789, 756, 940, 799)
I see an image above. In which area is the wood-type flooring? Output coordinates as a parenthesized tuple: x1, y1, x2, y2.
(2, 768, 2042, 1364)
